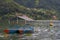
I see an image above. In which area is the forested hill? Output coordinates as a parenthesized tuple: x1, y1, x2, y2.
(0, 0, 60, 20)
(14, 0, 60, 10)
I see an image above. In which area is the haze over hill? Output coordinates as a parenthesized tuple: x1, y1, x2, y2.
(14, 0, 60, 10)
(0, 0, 60, 20)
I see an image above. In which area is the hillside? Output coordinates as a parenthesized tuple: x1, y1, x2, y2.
(0, 0, 25, 15)
(14, 0, 60, 10)
(0, 0, 60, 20)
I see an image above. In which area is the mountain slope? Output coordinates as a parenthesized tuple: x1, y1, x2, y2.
(14, 0, 60, 10)
(0, 0, 59, 20)
(14, 0, 60, 19)
(0, 0, 26, 16)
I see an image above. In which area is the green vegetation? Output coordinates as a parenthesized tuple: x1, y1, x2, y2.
(0, 0, 60, 20)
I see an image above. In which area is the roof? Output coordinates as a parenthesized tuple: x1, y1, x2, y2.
(17, 15, 34, 21)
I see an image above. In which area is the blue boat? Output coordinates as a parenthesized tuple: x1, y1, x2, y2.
(4, 24, 34, 34)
